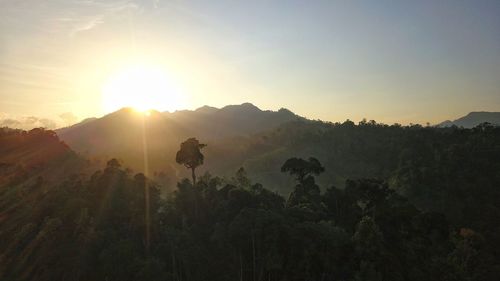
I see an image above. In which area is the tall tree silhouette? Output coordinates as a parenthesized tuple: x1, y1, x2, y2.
(281, 157, 325, 207)
(176, 138, 207, 184)
(281, 157, 324, 184)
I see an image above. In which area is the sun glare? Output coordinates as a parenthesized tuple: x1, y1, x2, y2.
(102, 64, 185, 113)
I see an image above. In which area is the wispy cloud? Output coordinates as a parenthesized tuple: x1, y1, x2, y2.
(66, 0, 142, 36)
(69, 15, 105, 36)
(0, 0, 143, 37)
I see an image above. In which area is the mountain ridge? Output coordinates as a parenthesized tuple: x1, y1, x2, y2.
(55, 103, 303, 179)
(437, 111, 500, 128)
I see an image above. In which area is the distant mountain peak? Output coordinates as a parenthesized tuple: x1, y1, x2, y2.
(195, 105, 219, 113)
(241, 102, 258, 107)
(56, 103, 304, 169)
(114, 107, 136, 114)
(278, 107, 294, 115)
(220, 102, 262, 113)
(437, 111, 500, 128)
(467, 111, 492, 116)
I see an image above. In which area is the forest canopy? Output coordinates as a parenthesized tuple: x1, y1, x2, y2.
(0, 122, 499, 281)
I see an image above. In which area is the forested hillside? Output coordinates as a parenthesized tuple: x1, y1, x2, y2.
(54, 106, 500, 204)
(209, 120, 500, 214)
(0, 124, 499, 281)
(0, 128, 87, 186)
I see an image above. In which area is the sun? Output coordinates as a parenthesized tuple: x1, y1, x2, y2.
(102, 64, 185, 113)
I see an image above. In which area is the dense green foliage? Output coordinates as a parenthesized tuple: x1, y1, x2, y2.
(220, 121, 500, 233)
(1, 123, 499, 280)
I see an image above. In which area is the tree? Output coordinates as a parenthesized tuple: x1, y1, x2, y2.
(280, 157, 324, 184)
(175, 138, 207, 185)
(352, 216, 385, 281)
(106, 158, 121, 169)
(281, 157, 325, 208)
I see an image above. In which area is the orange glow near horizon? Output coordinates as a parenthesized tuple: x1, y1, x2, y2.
(101, 64, 186, 113)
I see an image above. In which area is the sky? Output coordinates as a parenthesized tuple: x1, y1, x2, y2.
(1, 0, 499, 128)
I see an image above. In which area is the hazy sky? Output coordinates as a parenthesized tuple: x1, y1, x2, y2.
(1, 0, 499, 127)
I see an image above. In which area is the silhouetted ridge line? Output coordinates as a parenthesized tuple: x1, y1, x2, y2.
(437, 111, 500, 128)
